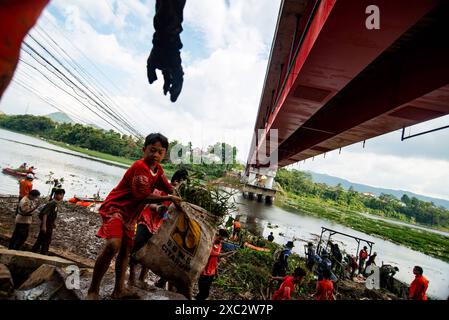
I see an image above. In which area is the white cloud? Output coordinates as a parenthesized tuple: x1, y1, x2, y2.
(299, 148, 449, 201)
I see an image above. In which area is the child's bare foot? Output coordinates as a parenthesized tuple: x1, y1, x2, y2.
(111, 288, 141, 300)
(135, 280, 157, 291)
(86, 291, 99, 300)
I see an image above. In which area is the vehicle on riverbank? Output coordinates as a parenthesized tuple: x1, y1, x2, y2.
(2, 167, 28, 178)
(68, 196, 104, 207)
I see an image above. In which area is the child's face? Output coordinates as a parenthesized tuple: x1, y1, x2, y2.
(142, 141, 167, 165)
(54, 193, 64, 201)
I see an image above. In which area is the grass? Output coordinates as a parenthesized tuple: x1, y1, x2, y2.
(46, 139, 178, 178)
(276, 192, 449, 263)
(46, 139, 135, 166)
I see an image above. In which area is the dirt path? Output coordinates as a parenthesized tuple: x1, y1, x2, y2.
(0, 195, 103, 261)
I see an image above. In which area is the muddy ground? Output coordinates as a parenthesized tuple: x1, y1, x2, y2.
(0, 195, 103, 261)
(0, 195, 401, 300)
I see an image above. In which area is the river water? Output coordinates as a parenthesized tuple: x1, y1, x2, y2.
(0, 128, 448, 299)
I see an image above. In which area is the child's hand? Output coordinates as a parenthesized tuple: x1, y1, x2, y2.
(169, 195, 182, 205)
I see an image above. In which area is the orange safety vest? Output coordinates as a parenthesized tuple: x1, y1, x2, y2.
(409, 275, 429, 300)
(19, 179, 33, 198)
(359, 250, 368, 260)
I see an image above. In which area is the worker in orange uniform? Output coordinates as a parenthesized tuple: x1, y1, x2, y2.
(270, 267, 307, 300)
(231, 216, 241, 241)
(195, 229, 233, 300)
(314, 269, 335, 300)
(19, 173, 34, 201)
(409, 266, 429, 300)
(358, 246, 369, 275)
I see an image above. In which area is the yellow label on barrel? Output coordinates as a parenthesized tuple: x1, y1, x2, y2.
(171, 212, 201, 257)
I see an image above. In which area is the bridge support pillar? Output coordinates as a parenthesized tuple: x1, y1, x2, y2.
(265, 196, 273, 205)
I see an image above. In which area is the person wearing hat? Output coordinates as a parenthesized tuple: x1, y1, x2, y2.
(9, 189, 41, 250)
(358, 246, 369, 275)
(272, 241, 294, 277)
(306, 242, 317, 270)
(317, 250, 332, 281)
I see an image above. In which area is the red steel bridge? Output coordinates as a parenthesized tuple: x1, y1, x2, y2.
(246, 0, 449, 174)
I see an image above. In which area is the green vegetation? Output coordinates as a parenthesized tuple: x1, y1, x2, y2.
(274, 178, 449, 262)
(0, 114, 143, 159)
(177, 177, 237, 218)
(215, 239, 314, 299)
(275, 168, 449, 231)
(0, 114, 244, 179)
(47, 139, 135, 166)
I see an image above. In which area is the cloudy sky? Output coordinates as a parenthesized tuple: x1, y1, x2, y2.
(1, 0, 448, 201)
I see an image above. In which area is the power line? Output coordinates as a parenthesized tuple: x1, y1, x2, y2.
(17, 61, 100, 125)
(33, 26, 144, 136)
(20, 47, 128, 135)
(22, 41, 137, 136)
(39, 14, 155, 133)
(26, 35, 142, 137)
(13, 78, 89, 125)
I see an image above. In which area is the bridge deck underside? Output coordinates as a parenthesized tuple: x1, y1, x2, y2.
(249, 0, 449, 168)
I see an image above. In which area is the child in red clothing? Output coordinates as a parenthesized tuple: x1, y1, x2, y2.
(87, 133, 182, 300)
(128, 169, 189, 287)
(270, 267, 307, 300)
(195, 229, 234, 300)
(314, 268, 335, 300)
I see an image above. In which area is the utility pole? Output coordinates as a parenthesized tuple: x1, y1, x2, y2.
(25, 103, 30, 115)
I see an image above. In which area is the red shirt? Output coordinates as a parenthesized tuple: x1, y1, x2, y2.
(359, 249, 368, 260)
(316, 280, 334, 300)
(138, 189, 171, 234)
(99, 160, 173, 224)
(272, 276, 299, 300)
(409, 275, 429, 300)
(202, 242, 222, 276)
(19, 179, 33, 198)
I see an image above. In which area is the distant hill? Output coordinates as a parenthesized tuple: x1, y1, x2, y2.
(307, 171, 449, 210)
(45, 112, 74, 124)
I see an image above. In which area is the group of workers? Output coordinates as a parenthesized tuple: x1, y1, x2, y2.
(9, 171, 65, 255)
(268, 240, 335, 300)
(302, 241, 429, 300)
(17, 162, 36, 174)
(6, 135, 431, 301)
